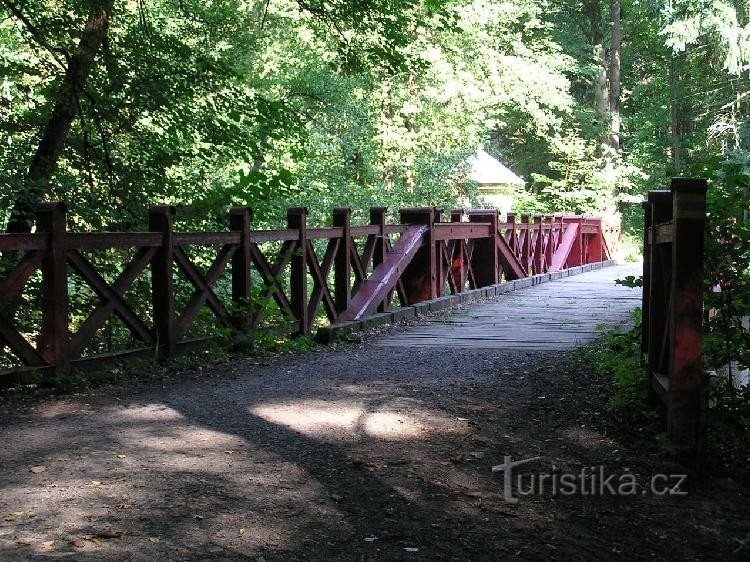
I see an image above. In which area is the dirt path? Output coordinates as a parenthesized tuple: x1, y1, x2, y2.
(1, 330, 749, 560)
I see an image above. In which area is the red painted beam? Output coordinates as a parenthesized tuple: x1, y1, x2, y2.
(338, 225, 428, 322)
(548, 223, 579, 272)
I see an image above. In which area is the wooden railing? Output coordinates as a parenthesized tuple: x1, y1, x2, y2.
(0, 203, 613, 378)
(641, 178, 708, 450)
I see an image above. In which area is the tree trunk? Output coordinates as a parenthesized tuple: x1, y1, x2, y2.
(608, 0, 621, 153)
(6, 0, 114, 233)
(669, 55, 681, 174)
(583, 0, 609, 131)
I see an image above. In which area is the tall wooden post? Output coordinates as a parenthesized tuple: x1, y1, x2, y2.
(506, 212, 517, 254)
(646, 191, 672, 376)
(468, 210, 499, 287)
(399, 207, 436, 304)
(668, 178, 708, 449)
(37, 202, 70, 373)
(533, 215, 544, 274)
(149, 205, 176, 358)
(521, 213, 532, 275)
(333, 208, 351, 314)
(370, 207, 389, 311)
(589, 218, 604, 262)
(288, 207, 308, 335)
(567, 215, 583, 267)
(640, 201, 652, 362)
(544, 215, 555, 266)
(230, 206, 253, 329)
(450, 210, 465, 293)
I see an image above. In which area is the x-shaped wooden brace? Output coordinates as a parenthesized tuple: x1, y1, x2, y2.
(307, 238, 339, 325)
(174, 245, 236, 340)
(249, 240, 295, 326)
(67, 247, 157, 359)
(0, 251, 47, 366)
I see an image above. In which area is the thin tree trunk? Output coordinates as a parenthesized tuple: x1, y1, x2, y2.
(583, 0, 609, 131)
(608, 0, 621, 153)
(669, 55, 681, 174)
(6, 0, 114, 233)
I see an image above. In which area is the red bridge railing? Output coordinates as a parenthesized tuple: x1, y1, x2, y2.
(0, 203, 613, 378)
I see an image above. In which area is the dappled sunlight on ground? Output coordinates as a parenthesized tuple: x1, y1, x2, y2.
(249, 399, 464, 442)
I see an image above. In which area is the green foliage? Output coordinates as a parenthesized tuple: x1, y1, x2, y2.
(582, 308, 648, 409)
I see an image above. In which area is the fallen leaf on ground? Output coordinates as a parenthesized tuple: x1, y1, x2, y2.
(149, 537, 160, 543)
(70, 539, 86, 548)
(40, 540, 55, 550)
(30, 466, 46, 474)
(90, 480, 102, 487)
(15, 538, 31, 545)
(239, 528, 246, 537)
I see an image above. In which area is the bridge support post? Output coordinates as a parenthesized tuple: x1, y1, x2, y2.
(640, 201, 652, 363)
(506, 212, 517, 255)
(533, 215, 544, 274)
(450, 210, 466, 293)
(589, 218, 604, 263)
(399, 207, 436, 304)
(468, 210, 499, 286)
(230, 207, 253, 329)
(333, 208, 352, 315)
(645, 191, 672, 377)
(149, 205, 176, 358)
(668, 178, 708, 450)
(642, 179, 708, 452)
(567, 215, 583, 267)
(545, 215, 555, 267)
(521, 213, 532, 275)
(288, 207, 309, 335)
(370, 207, 389, 311)
(37, 202, 70, 374)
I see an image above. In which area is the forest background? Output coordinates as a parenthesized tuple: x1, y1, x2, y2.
(0, 0, 749, 375)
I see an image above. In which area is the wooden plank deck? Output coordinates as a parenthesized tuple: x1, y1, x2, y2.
(376, 263, 642, 350)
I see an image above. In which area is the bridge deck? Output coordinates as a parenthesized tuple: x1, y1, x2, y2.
(376, 263, 641, 350)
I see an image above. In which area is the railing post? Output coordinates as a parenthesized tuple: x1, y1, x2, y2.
(569, 215, 583, 266)
(36, 202, 70, 374)
(544, 215, 554, 268)
(149, 205, 176, 358)
(370, 207, 389, 311)
(668, 178, 708, 449)
(230, 206, 253, 329)
(589, 218, 604, 263)
(646, 191, 672, 376)
(640, 200, 652, 363)
(506, 212, 517, 254)
(450, 209, 466, 292)
(433, 208, 446, 297)
(333, 208, 352, 314)
(521, 213, 532, 275)
(287, 207, 309, 335)
(399, 207, 436, 304)
(468, 210, 499, 286)
(533, 215, 544, 274)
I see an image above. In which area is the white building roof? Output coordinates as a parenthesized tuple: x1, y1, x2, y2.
(467, 149, 525, 186)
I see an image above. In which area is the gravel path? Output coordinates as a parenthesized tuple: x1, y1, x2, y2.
(1, 278, 748, 560)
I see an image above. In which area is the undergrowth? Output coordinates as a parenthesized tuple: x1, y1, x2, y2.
(575, 308, 649, 410)
(0, 330, 315, 395)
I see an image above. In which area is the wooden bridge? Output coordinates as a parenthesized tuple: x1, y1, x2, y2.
(0, 204, 617, 378)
